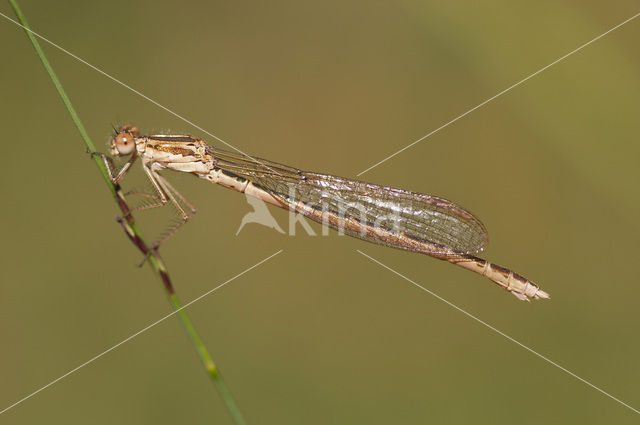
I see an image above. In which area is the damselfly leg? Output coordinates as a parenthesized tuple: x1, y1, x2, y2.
(144, 164, 196, 248)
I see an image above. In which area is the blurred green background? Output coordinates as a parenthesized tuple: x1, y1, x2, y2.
(1, 1, 639, 424)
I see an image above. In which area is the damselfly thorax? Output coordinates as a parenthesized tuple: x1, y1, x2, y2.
(101, 124, 549, 301)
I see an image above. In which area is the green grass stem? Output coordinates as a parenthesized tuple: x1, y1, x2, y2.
(9, 1, 246, 423)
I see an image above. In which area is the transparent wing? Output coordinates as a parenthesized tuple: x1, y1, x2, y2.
(208, 146, 488, 255)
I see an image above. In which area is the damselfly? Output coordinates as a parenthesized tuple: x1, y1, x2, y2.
(98, 124, 549, 301)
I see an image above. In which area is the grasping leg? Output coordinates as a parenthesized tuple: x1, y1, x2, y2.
(89, 150, 138, 184)
(149, 170, 196, 249)
(136, 163, 196, 249)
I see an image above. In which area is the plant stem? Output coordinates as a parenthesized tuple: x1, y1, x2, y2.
(169, 295, 246, 425)
(9, 1, 246, 423)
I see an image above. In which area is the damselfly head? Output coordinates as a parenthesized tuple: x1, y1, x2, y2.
(110, 124, 139, 156)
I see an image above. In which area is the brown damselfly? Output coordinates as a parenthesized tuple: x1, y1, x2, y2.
(97, 124, 549, 301)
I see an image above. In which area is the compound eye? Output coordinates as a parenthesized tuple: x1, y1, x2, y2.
(119, 124, 139, 137)
(114, 132, 136, 155)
